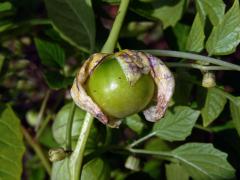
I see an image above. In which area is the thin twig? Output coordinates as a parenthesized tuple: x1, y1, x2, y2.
(22, 127, 52, 175)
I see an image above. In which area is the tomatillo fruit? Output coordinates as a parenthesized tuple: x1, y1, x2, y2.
(86, 57, 155, 119)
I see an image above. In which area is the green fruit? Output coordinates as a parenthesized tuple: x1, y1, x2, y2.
(86, 57, 155, 118)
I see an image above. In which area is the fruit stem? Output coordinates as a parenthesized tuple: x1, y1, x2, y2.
(65, 102, 76, 151)
(101, 0, 130, 53)
(70, 112, 94, 180)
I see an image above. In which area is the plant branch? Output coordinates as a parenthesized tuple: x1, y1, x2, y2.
(35, 90, 51, 131)
(69, 112, 94, 180)
(101, 0, 130, 53)
(128, 132, 156, 148)
(22, 127, 52, 175)
(166, 62, 233, 71)
(128, 148, 174, 162)
(36, 114, 52, 139)
(65, 102, 76, 151)
(142, 50, 240, 71)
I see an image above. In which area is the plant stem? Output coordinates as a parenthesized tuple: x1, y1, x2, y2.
(194, 124, 212, 133)
(22, 127, 52, 175)
(128, 132, 156, 148)
(101, 0, 130, 53)
(166, 62, 233, 71)
(128, 148, 174, 162)
(65, 102, 76, 151)
(35, 90, 51, 131)
(70, 112, 94, 180)
(36, 114, 52, 139)
(70, 1, 130, 179)
(142, 50, 240, 71)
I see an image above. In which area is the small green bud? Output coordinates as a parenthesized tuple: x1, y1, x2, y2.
(48, 148, 70, 162)
(202, 72, 216, 88)
(125, 155, 140, 171)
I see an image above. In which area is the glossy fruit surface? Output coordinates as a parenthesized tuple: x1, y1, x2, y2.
(86, 57, 155, 118)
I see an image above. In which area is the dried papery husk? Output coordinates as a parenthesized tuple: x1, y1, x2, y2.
(71, 50, 175, 128)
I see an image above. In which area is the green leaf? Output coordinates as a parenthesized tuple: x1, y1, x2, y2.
(152, 106, 200, 141)
(51, 158, 70, 180)
(52, 103, 98, 152)
(44, 0, 96, 52)
(0, 2, 12, 12)
(51, 158, 110, 180)
(230, 97, 240, 136)
(172, 23, 190, 51)
(34, 38, 65, 68)
(171, 143, 235, 180)
(43, 71, 74, 89)
(0, 105, 25, 180)
(145, 138, 171, 151)
(201, 88, 227, 127)
(81, 158, 110, 180)
(206, 0, 240, 55)
(186, 13, 205, 52)
(195, 0, 225, 25)
(125, 114, 145, 135)
(165, 163, 189, 180)
(131, 0, 186, 29)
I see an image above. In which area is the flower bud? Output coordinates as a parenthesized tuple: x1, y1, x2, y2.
(125, 155, 140, 171)
(48, 148, 69, 162)
(202, 72, 216, 88)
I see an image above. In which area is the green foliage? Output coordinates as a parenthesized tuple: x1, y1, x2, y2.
(195, 0, 225, 26)
(44, 0, 96, 52)
(186, 13, 205, 52)
(0, 2, 12, 12)
(0, 105, 25, 180)
(131, 0, 186, 29)
(35, 38, 66, 68)
(52, 103, 98, 152)
(206, 0, 240, 55)
(1, 0, 240, 179)
(51, 158, 110, 180)
(171, 143, 235, 180)
(201, 88, 227, 127)
(230, 97, 240, 136)
(165, 163, 189, 180)
(124, 114, 145, 135)
(153, 106, 200, 141)
(81, 158, 110, 180)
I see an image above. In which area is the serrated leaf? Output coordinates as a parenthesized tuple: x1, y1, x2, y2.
(131, 0, 186, 29)
(230, 97, 240, 136)
(0, 105, 25, 180)
(206, 0, 240, 55)
(52, 103, 98, 152)
(201, 88, 227, 127)
(171, 143, 235, 180)
(186, 13, 205, 52)
(152, 106, 200, 141)
(51, 158, 110, 180)
(125, 114, 145, 135)
(35, 38, 65, 68)
(165, 163, 189, 180)
(195, 0, 225, 25)
(44, 0, 95, 52)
